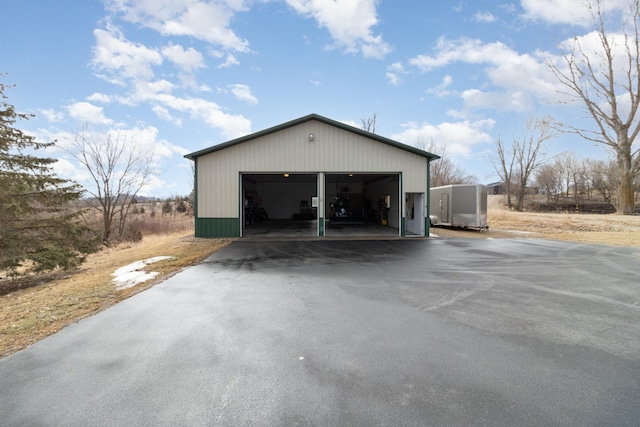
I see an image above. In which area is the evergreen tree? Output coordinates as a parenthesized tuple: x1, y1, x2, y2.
(162, 199, 172, 215)
(0, 81, 98, 274)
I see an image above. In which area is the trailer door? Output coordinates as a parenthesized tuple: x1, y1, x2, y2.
(440, 193, 450, 223)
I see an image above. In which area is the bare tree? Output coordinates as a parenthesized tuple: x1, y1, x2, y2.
(491, 117, 555, 211)
(548, 0, 640, 214)
(561, 153, 594, 205)
(536, 163, 563, 204)
(513, 117, 555, 211)
(559, 153, 576, 198)
(66, 128, 155, 246)
(420, 139, 476, 187)
(490, 136, 516, 209)
(360, 112, 377, 134)
(589, 158, 620, 205)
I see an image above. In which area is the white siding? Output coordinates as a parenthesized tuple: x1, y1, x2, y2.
(197, 120, 428, 217)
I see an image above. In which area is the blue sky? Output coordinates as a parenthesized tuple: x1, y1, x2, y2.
(2, 0, 625, 197)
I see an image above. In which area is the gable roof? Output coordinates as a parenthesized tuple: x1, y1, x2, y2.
(184, 113, 440, 161)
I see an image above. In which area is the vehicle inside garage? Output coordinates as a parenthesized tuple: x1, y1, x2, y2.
(242, 173, 317, 237)
(324, 173, 399, 237)
(242, 172, 400, 238)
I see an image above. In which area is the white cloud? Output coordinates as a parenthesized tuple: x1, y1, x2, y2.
(409, 37, 561, 112)
(139, 174, 177, 197)
(104, 0, 250, 52)
(39, 108, 64, 122)
(67, 102, 114, 125)
(521, 0, 630, 26)
(228, 84, 258, 104)
(186, 99, 252, 139)
(86, 92, 113, 103)
(152, 105, 183, 126)
(461, 88, 532, 112)
(498, 3, 517, 14)
(109, 126, 190, 164)
(217, 53, 240, 68)
(132, 79, 176, 100)
(91, 62, 250, 138)
(338, 119, 359, 128)
(410, 37, 511, 72)
(521, 0, 590, 24)
(161, 43, 205, 73)
(143, 91, 251, 139)
(92, 24, 163, 83)
(386, 62, 407, 86)
(51, 157, 92, 183)
(392, 119, 495, 157)
(473, 11, 496, 23)
(285, 0, 391, 58)
(426, 75, 454, 97)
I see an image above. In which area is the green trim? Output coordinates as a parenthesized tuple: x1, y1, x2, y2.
(239, 173, 243, 236)
(195, 218, 241, 238)
(426, 158, 431, 237)
(193, 159, 198, 220)
(400, 173, 404, 237)
(185, 114, 440, 161)
(319, 217, 324, 237)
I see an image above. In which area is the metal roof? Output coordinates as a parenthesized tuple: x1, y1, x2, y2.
(184, 113, 440, 161)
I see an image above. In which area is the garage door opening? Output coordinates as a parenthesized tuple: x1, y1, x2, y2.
(242, 173, 318, 238)
(324, 173, 400, 237)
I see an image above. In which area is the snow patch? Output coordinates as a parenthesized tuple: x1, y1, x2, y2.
(112, 256, 175, 290)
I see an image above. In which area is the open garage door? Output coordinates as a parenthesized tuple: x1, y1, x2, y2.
(242, 173, 318, 238)
(324, 173, 400, 237)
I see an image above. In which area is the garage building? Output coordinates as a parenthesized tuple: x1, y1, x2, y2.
(185, 114, 439, 238)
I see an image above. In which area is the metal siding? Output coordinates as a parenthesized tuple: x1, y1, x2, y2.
(195, 218, 240, 238)
(197, 120, 427, 218)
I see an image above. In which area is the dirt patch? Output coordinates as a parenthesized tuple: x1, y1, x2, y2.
(0, 232, 229, 358)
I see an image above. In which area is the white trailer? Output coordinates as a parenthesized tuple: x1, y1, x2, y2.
(429, 184, 488, 229)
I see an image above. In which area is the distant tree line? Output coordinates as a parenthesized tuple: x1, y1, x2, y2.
(535, 152, 638, 210)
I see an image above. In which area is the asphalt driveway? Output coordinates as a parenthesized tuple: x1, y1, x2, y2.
(1, 238, 639, 426)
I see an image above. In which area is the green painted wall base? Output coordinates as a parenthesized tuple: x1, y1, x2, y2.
(195, 218, 240, 238)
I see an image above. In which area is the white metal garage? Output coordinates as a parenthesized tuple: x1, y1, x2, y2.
(184, 114, 439, 238)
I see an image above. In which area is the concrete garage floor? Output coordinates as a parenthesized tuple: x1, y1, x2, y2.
(1, 238, 639, 426)
(243, 219, 400, 238)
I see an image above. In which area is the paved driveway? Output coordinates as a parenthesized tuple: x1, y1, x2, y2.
(1, 238, 639, 426)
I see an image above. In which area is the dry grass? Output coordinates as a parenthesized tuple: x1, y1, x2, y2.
(434, 195, 640, 248)
(487, 196, 640, 247)
(0, 232, 229, 358)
